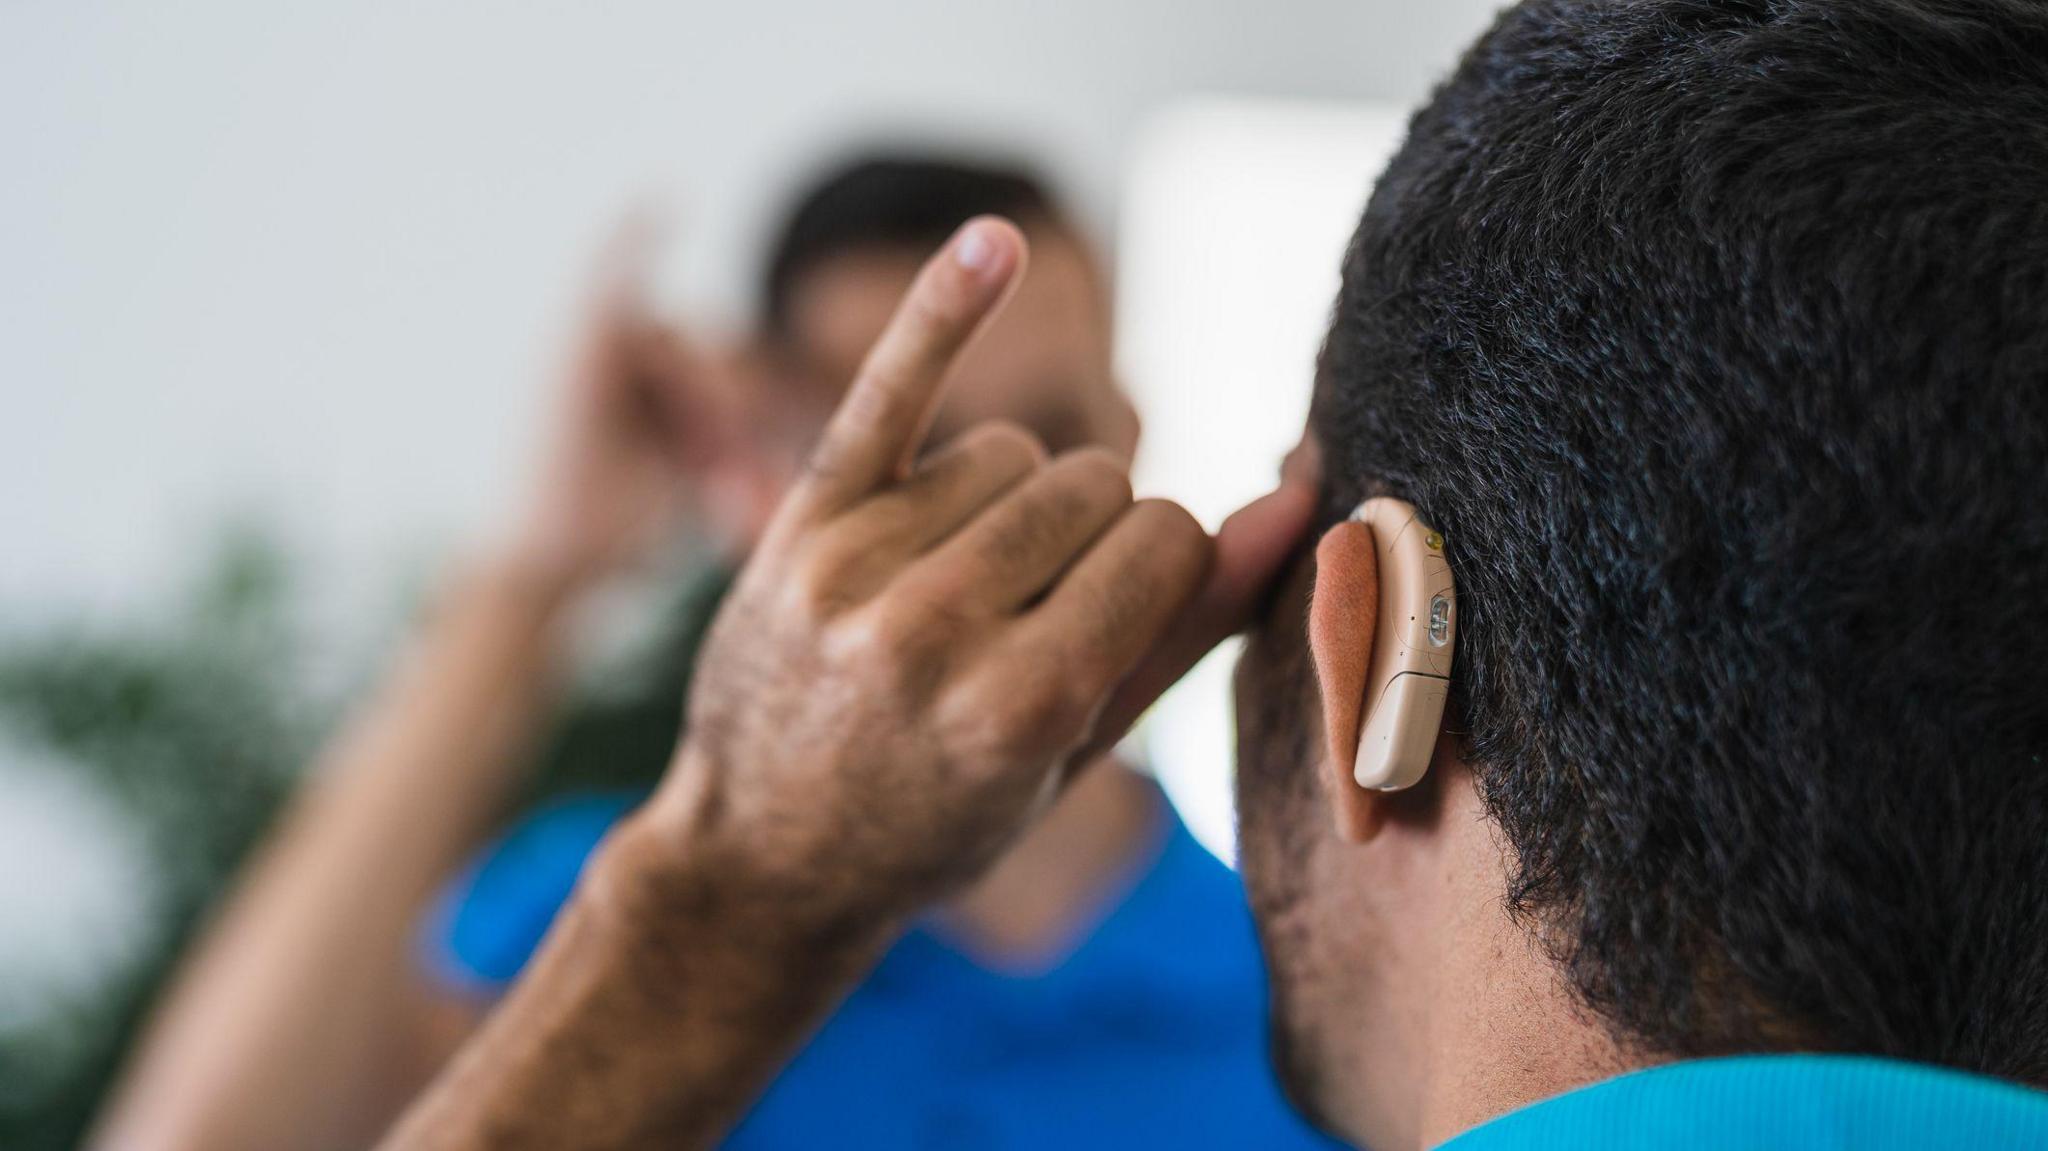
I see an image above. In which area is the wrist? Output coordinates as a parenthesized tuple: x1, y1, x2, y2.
(584, 762, 905, 972)
(471, 537, 599, 618)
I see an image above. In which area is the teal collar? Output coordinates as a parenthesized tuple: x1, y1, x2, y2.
(1439, 1055, 2048, 1150)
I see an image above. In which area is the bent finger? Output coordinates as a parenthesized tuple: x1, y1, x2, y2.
(1012, 498, 1214, 724)
(1067, 476, 1319, 770)
(900, 447, 1133, 612)
(802, 423, 1047, 600)
(835, 422, 1049, 557)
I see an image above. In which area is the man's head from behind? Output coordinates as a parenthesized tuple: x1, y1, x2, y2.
(757, 154, 1134, 458)
(1235, 1, 2048, 1143)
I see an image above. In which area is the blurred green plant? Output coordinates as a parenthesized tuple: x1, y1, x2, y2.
(0, 527, 727, 1149)
(0, 526, 330, 1151)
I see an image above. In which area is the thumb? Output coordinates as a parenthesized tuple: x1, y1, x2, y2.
(1068, 475, 1319, 770)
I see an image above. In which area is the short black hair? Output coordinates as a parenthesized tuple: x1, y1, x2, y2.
(1314, 0, 2048, 1077)
(760, 154, 1063, 338)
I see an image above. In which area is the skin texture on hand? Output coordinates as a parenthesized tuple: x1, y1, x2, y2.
(380, 217, 1315, 1150)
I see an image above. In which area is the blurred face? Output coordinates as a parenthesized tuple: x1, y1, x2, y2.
(779, 226, 1138, 457)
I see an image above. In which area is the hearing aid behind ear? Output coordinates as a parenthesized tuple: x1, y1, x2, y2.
(1352, 498, 1455, 791)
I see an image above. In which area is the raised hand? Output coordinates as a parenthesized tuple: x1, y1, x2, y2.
(617, 216, 1315, 933)
(377, 217, 1315, 1151)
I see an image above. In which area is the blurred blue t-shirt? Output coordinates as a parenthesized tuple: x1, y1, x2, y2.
(424, 789, 1339, 1151)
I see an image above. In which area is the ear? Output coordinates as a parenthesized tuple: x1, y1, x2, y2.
(1308, 520, 1387, 842)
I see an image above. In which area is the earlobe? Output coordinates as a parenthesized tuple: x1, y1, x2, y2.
(1309, 520, 1386, 842)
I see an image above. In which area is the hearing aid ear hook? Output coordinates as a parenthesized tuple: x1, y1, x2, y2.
(1351, 498, 1455, 791)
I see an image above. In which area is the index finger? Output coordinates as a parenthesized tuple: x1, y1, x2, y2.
(777, 217, 1026, 528)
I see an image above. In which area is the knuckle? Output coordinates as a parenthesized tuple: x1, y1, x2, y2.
(1131, 498, 1212, 568)
(1057, 447, 1135, 505)
(798, 436, 835, 477)
(785, 550, 855, 619)
(986, 498, 1069, 569)
(800, 439, 856, 487)
(829, 367, 908, 440)
(977, 451, 1128, 567)
(843, 590, 976, 667)
(1027, 653, 1102, 724)
(965, 670, 1085, 755)
(849, 378, 902, 429)
(859, 599, 930, 656)
(903, 284, 971, 343)
(965, 420, 1049, 472)
(1052, 656, 1111, 715)
(1077, 576, 1143, 643)
(1057, 587, 1148, 683)
(1132, 495, 1203, 538)
(826, 606, 917, 687)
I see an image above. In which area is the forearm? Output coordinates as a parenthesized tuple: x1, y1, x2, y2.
(94, 552, 580, 1151)
(381, 790, 894, 1151)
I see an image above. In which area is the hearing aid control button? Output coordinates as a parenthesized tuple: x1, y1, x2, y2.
(1402, 600, 1453, 676)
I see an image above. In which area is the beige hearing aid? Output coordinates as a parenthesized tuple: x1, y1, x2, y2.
(1352, 498, 1456, 791)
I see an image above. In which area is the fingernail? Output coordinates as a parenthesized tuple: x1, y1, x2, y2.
(954, 220, 999, 272)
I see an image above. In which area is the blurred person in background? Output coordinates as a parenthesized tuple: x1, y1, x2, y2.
(346, 1, 2047, 1149)
(92, 155, 1330, 1151)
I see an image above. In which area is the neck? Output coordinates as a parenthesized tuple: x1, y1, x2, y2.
(931, 758, 1161, 969)
(1413, 879, 1638, 1147)
(1355, 772, 1641, 1150)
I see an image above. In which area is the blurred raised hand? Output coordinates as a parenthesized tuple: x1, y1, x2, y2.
(91, 218, 809, 1151)
(511, 223, 790, 593)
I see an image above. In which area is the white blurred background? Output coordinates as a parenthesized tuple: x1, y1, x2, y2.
(1120, 98, 1408, 860)
(0, 2, 1499, 1140)
(2, 1, 1498, 613)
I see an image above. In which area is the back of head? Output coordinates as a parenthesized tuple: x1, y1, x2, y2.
(1315, 0, 2048, 1077)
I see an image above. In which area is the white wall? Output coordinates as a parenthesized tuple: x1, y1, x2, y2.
(1, 0, 1525, 1011)
(0, 0, 1503, 619)
(1119, 98, 1412, 861)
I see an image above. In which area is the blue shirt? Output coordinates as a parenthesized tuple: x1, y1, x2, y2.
(425, 790, 1338, 1151)
(1444, 1054, 2048, 1150)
